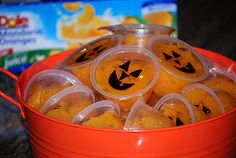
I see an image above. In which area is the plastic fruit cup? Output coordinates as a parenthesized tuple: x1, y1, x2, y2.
(98, 24, 175, 48)
(154, 93, 195, 126)
(71, 100, 123, 130)
(24, 69, 81, 111)
(61, 34, 122, 88)
(124, 98, 174, 130)
(148, 35, 209, 97)
(39, 85, 95, 123)
(182, 83, 225, 122)
(90, 45, 160, 110)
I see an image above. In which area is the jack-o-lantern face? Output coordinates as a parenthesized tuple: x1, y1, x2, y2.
(159, 101, 192, 126)
(91, 47, 158, 109)
(184, 88, 223, 118)
(151, 40, 205, 79)
(108, 61, 142, 90)
(65, 36, 120, 67)
(194, 104, 211, 114)
(95, 57, 155, 96)
(162, 50, 196, 74)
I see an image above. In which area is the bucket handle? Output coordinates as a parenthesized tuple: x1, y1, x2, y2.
(0, 68, 25, 118)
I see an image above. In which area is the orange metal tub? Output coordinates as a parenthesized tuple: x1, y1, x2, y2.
(0, 48, 235, 158)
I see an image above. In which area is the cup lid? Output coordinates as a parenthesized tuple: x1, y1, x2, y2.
(148, 35, 209, 82)
(98, 24, 175, 36)
(61, 34, 123, 70)
(23, 69, 81, 101)
(40, 85, 95, 114)
(154, 93, 195, 124)
(71, 100, 120, 124)
(90, 45, 160, 99)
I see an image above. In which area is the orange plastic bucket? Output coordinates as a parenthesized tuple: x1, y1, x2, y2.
(0, 48, 235, 158)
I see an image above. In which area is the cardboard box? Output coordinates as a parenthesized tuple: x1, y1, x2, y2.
(0, 0, 177, 73)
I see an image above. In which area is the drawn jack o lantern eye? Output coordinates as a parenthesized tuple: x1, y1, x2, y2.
(65, 36, 120, 67)
(162, 51, 196, 74)
(108, 61, 143, 90)
(194, 104, 211, 114)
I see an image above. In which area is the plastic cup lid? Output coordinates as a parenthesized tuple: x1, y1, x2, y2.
(148, 35, 209, 82)
(40, 85, 95, 114)
(23, 69, 81, 101)
(98, 24, 175, 36)
(154, 93, 195, 123)
(181, 83, 225, 114)
(71, 100, 120, 124)
(90, 45, 160, 99)
(61, 34, 123, 70)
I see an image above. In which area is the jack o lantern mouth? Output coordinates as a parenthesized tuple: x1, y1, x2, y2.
(75, 52, 89, 63)
(108, 60, 143, 90)
(109, 70, 135, 90)
(173, 62, 196, 74)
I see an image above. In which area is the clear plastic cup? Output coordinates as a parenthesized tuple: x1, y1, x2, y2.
(202, 68, 236, 111)
(71, 100, 123, 130)
(24, 69, 81, 111)
(215, 91, 236, 112)
(154, 93, 195, 126)
(98, 24, 175, 48)
(203, 67, 236, 97)
(147, 35, 209, 97)
(90, 45, 160, 110)
(40, 85, 95, 116)
(124, 98, 174, 130)
(61, 34, 122, 88)
(40, 85, 95, 123)
(182, 83, 225, 122)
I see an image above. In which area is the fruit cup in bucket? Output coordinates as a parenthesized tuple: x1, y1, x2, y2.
(182, 83, 225, 122)
(148, 35, 209, 97)
(39, 84, 95, 123)
(90, 45, 160, 110)
(24, 69, 81, 111)
(124, 98, 174, 130)
(99, 24, 175, 47)
(72, 100, 123, 129)
(202, 68, 236, 111)
(61, 34, 122, 88)
(154, 93, 195, 126)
